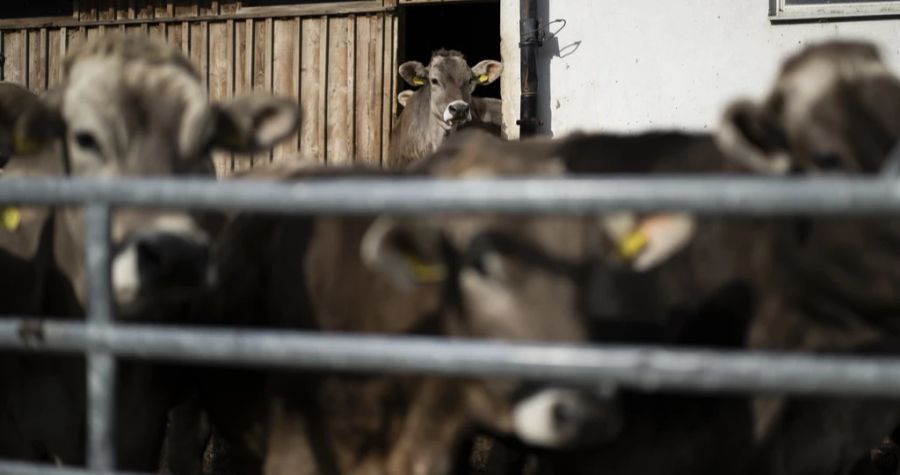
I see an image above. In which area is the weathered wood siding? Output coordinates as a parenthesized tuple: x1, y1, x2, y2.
(0, 0, 399, 175)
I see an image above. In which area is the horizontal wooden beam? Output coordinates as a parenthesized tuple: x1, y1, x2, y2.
(0, 2, 393, 30)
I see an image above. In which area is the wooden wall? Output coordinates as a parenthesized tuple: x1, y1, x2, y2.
(0, 1, 400, 175)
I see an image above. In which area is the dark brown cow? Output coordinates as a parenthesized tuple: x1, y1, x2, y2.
(184, 151, 638, 474)
(387, 49, 501, 169)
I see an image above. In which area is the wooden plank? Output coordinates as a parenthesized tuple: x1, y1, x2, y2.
(167, 21, 183, 50)
(272, 18, 299, 163)
(299, 17, 326, 165)
(326, 16, 354, 166)
(155, 0, 170, 19)
(188, 21, 205, 83)
(27, 29, 48, 91)
(3, 31, 24, 86)
(231, 18, 253, 172)
(239, 1, 385, 17)
(0, 2, 389, 29)
(251, 18, 270, 163)
(98, 0, 116, 21)
(220, 0, 239, 14)
(381, 13, 396, 167)
(86, 26, 103, 43)
(198, 0, 217, 16)
(354, 14, 383, 167)
(115, 0, 131, 20)
(174, 0, 197, 17)
(48, 29, 64, 88)
(208, 21, 230, 175)
(67, 27, 87, 56)
(80, 0, 99, 22)
(135, 0, 155, 20)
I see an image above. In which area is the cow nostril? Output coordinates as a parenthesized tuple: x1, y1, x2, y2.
(551, 400, 578, 430)
(134, 233, 209, 284)
(136, 238, 166, 275)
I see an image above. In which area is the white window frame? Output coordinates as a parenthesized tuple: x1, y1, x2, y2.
(771, 0, 900, 21)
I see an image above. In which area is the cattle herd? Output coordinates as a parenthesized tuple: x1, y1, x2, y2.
(0, 33, 899, 475)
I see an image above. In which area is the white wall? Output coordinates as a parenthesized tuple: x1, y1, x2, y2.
(500, 0, 900, 138)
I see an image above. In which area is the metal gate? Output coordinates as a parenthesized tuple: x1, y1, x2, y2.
(3, 175, 900, 473)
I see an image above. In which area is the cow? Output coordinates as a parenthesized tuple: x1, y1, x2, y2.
(0, 34, 300, 471)
(423, 39, 900, 474)
(386, 49, 501, 169)
(179, 149, 675, 474)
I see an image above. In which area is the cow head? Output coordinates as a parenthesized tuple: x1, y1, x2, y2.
(361, 133, 626, 450)
(10, 35, 300, 315)
(399, 50, 501, 130)
(718, 40, 900, 174)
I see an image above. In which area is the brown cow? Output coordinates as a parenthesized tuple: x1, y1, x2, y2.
(387, 49, 501, 168)
(428, 39, 900, 475)
(0, 34, 299, 471)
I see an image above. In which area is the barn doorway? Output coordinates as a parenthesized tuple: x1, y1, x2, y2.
(398, 0, 502, 100)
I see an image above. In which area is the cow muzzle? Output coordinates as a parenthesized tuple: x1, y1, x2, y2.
(443, 100, 472, 127)
(112, 230, 211, 312)
(512, 387, 623, 449)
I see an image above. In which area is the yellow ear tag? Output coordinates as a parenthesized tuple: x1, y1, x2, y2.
(617, 229, 648, 260)
(2, 207, 21, 232)
(413, 77, 426, 86)
(478, 74, 489, 84)
(404, 256, 447, 284)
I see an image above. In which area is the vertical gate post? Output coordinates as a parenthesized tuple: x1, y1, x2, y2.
(85, 204, 116, 472)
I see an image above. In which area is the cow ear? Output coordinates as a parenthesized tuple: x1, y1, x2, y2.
(5, 87, 64, 156)
(717, 99, 791, 175)
(397, 90, 414, 108)
(605, 213, 696, 272)
(471, 60, 502, 86)
(208, 94, 300, 154)
(399, 61, 428, 87)
(361, 217, 448, 289)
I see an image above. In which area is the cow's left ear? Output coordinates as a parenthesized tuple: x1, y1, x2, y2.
(472, 60, 502, 86)
(604, 213, 696, 272)
(399, 61, 429, 87)
(206, 94, 300, 154)
(397, 90, 414, 108)
(361, 217, 448, 289)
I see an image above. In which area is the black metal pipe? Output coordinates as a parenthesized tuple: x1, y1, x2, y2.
(518, 0, 541, 137)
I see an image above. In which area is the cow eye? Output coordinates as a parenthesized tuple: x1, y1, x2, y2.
(430, 78, 439, 86)
(73, 131, 101, 153)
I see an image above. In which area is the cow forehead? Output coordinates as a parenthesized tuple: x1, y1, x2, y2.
(64, 56, 206, 144)
(429, 55, 472, 84)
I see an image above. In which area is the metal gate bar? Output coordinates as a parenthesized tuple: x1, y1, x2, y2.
(0, 176, 899, 214)
(1, 319, 900, 397)
(3, 175, 900, 474)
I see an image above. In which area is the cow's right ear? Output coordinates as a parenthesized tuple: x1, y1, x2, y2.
(399, 61, 429, 87)
(11, 92, 64, 156)
(207, 94, 300, 154)
(716, 99, 791, 175)
(471, 60, 502, 86)
(361, 217, 447, 289)
(397, 90, 414, 108)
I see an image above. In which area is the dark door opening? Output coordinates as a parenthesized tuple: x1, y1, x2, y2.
(398, 1, 502, 100)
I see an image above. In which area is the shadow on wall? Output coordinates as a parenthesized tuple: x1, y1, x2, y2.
(535, 0, 582, 136)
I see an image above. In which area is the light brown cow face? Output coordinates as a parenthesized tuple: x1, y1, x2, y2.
(13, 35, 300, 313)
(718, 41, 900, 174)
(399, 50, 501, 130)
